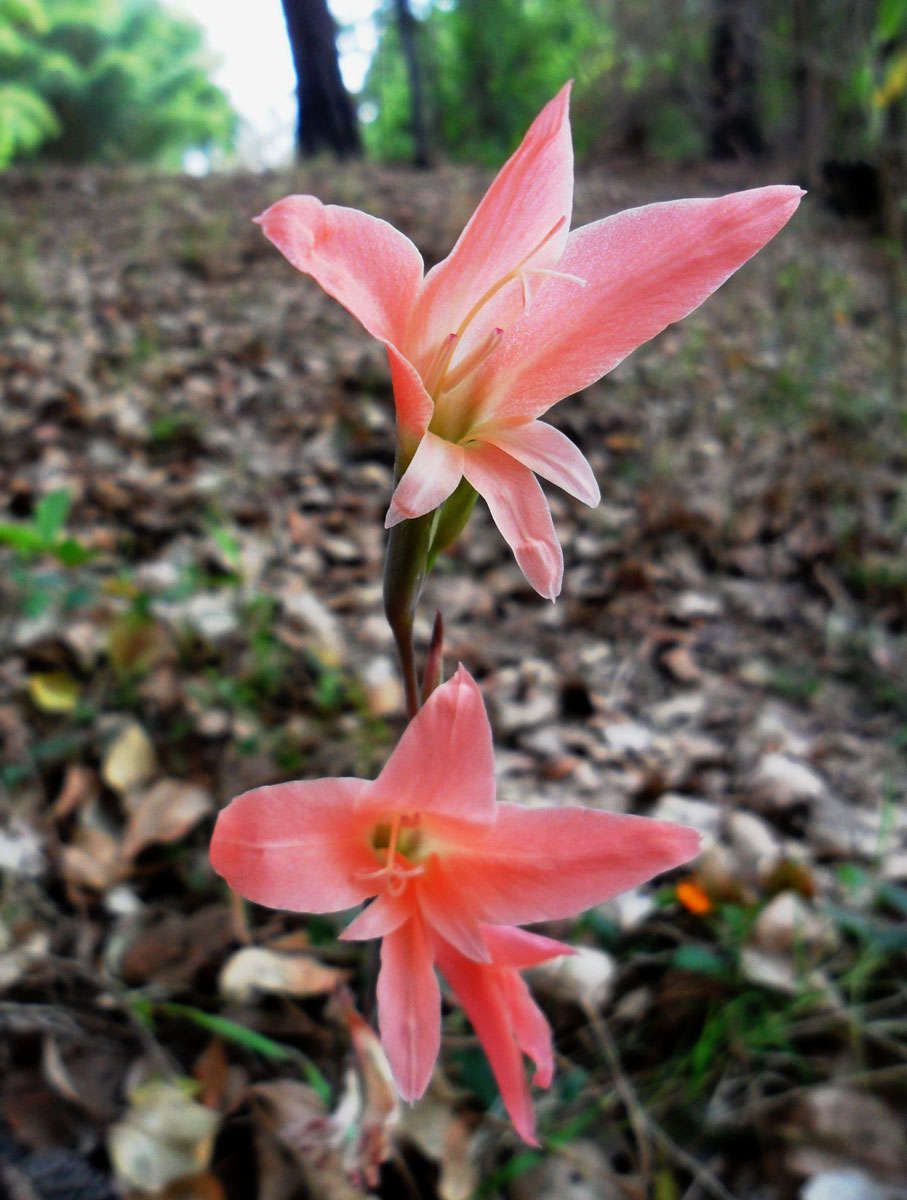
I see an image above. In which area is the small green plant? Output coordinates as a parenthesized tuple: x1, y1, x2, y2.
(0, 489, 92, 565)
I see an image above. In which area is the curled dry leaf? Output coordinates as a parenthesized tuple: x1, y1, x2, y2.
(333, 988, 399, 1188)
(121, 779, 214, 862)
(218, 946, 347, 1003)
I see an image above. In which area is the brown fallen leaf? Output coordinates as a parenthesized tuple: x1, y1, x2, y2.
(61, 824, 122, 892)
(332, 988, 399, 1188)
(218, 946, 347, 1003)
(250, 1081, 370, 1200)
(51, 764, 99, 822)
(120, 779, 213, 861)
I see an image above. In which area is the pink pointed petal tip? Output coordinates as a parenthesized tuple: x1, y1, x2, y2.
(255, 194, 423, 349)
(463, 442, 564, 600)
(407, 81, 574, 368)
(446, 806, 702, 927)
(378, 916, 440, 1102)
(480, 420, 600, 507)
(434, 941, 541, 1145)
(472, 184, 805, 425)
(371, 664, 496, 822)
(385, 431, 464, 528)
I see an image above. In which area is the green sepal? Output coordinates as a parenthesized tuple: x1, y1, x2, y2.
(426, 478, 478, 569)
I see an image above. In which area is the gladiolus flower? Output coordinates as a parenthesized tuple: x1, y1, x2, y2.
(210, 667, 700, 1143)
(255, 84, 803, 599)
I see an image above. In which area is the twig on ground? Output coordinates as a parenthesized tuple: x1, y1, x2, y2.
(583, 1000, 740, 1200)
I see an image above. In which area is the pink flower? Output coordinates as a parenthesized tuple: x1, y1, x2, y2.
(255, 84, 803, 599)
(210, 667, 699, 1143)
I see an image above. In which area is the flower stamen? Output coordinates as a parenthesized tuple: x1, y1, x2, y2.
(428, 216, 569, 401)
(355, 814, 426, 894)
(440, 327, 503, 394)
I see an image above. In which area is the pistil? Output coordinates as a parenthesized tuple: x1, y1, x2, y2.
(356, 814, 426, 896)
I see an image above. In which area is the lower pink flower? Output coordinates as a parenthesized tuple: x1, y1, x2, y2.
(210, 667, 700, 1143)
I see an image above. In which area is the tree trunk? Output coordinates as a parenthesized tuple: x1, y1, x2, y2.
(393, 0, 430, 167)
(791, 0, 824, 187)
(281, 0, 361, 158)
(709, 0, 765, 159)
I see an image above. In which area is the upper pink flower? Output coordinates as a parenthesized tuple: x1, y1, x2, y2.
(210, 666, 700, 1143)
(256, 84, 802, 599)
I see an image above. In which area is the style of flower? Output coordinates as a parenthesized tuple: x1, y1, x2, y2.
(255, 83, 803, 599)
(209, 666, 700, 1143)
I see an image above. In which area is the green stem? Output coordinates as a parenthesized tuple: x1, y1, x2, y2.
(383, 512, 434, 718)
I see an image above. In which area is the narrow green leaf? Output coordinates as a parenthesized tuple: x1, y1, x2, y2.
(157, 1002, 332, 1104)
(35, 489, 71, 542)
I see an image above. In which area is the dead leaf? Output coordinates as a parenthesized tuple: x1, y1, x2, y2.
(28, 671, 80, 712)
(332, 989, 399, 1188)
(152, 1172, 226, 1200)
(108, 1078, 220, 1194)
(218, 946, 346, 1003)
(51, 764, 99, 821)
(61, 825, 122, 892)
(250, 1081, 369, 1200)
(121, 779, 213, 861)
(102, 722, 157, 793)
(399, 1093, 477, 1200)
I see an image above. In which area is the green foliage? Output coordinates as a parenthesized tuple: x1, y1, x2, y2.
(0, 0, 236, 167)
(0, 489, 93, 566)
(364, 0, 711, 164)
(364, 0, 903, 167)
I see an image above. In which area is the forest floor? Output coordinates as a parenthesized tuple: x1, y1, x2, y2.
(1, 158, 906, 1200)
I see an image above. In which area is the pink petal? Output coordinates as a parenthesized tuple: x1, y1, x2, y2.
(255, 195, 423, 349)
(434, 941, 539, 1145)
(462, 442, 563, 599)
(341, 891, 413, 941)
(418, 856, 490, 962)
(370, 665, 496, 823)
(472, 185, 804, 424)
(482, 924, 574, 968)
(406, 83, 574, 373)
(498, 971, 554, 1088)
(446, 805, 701, 926)
(210, 778, 378, 913)
(479, 420, 600, 506)
(385, 431, 464, 528)
(378, 913, 440, 1102)
(386, 342, 435, 442)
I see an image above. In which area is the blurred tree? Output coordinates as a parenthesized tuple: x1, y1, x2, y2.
(393, 0, 430, 166)
(281, 0, 361, 157)
(0, 0, 236, 167)
(364, 0, 609, 164)
(0, 0, 61, 167)
(361, 0, 903, 201)
(709, 0, 765, 158)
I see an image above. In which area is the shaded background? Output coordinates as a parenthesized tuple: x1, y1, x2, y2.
(1, 2, 906, 1200)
